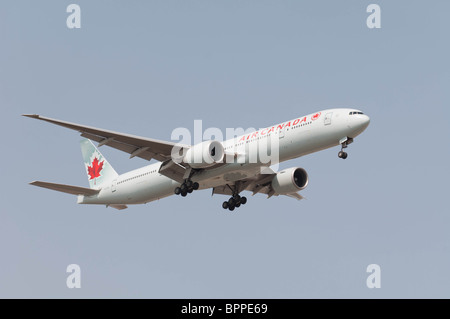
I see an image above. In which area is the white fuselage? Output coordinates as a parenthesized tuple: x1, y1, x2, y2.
(79, 108, 370, 206)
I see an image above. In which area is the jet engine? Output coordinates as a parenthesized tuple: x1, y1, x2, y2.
(271, 167, 309, 195)
(183, 140, 224, 168)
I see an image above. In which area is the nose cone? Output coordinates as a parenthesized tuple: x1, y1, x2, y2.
(358, 114, 370, 131)
(348, 113, 370, 137)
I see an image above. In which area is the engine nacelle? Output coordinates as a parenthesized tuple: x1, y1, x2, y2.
(271, 167, 309, 195)
(183, 140, 224, 168)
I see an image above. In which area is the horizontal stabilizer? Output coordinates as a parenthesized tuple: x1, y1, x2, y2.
(30, 181, 100, 196)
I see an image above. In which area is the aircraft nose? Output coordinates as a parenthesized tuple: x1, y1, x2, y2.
(348, 113, 370, 136)
(360, 114, 370, 130)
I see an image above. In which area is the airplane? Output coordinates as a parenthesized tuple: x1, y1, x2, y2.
(23, 108, 370, 211)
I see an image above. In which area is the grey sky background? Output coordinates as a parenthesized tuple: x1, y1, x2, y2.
(1, 0, 449, 298)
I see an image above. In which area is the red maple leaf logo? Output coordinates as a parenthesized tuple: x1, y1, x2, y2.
(87, 157, 104, 180)
(311, 112, 321, 121)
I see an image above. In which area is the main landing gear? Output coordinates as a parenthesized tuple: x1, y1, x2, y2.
(221, 184, 247, 212)
(222, 194, 247, 211)
(338, 137, 353, 159)
(174, 179, 199, 197)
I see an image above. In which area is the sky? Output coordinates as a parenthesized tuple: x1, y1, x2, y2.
(1, 0, 449, 298)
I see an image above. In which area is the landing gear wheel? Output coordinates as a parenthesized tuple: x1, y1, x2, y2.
(338, 151, 348, 159)
(220, 183, 249, 210)
(222, 194, 248, 210)
(177, 179, 199, 198)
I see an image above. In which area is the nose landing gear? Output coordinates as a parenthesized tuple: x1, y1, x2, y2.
(338, 137, 353, 159)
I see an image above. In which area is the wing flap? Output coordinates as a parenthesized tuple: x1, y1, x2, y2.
(30, 181, 100, 196)
(285, 193, 304, 200)
(159, 159, 187, 183)
(212, 169, 305, 200)
(108, 204, 128, 210)
(212, 172, 275, 197)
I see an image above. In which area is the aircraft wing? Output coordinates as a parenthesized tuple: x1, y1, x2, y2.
(212, 169, 304, 200)
(23, 114, 189, 162)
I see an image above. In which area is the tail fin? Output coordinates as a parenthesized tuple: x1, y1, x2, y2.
(80, 139, 118, 189)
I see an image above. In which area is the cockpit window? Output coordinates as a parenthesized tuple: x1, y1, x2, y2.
(349, 111, 364, 115)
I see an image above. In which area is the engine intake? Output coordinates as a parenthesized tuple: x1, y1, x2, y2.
(183, 140, 224, 168)
(271, 167, 309, 195)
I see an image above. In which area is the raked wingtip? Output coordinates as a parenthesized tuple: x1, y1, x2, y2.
(22, 114, 40, 119)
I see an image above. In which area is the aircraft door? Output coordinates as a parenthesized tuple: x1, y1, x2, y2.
(111, 179, 117, 192)
(324, 112, 333, 125)
(279, 125, 286, 138)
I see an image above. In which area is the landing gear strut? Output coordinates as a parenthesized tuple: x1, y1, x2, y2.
(174, 179, 199, 197)
(222, 184, 247, 211)
(338, 137, 353, 159)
